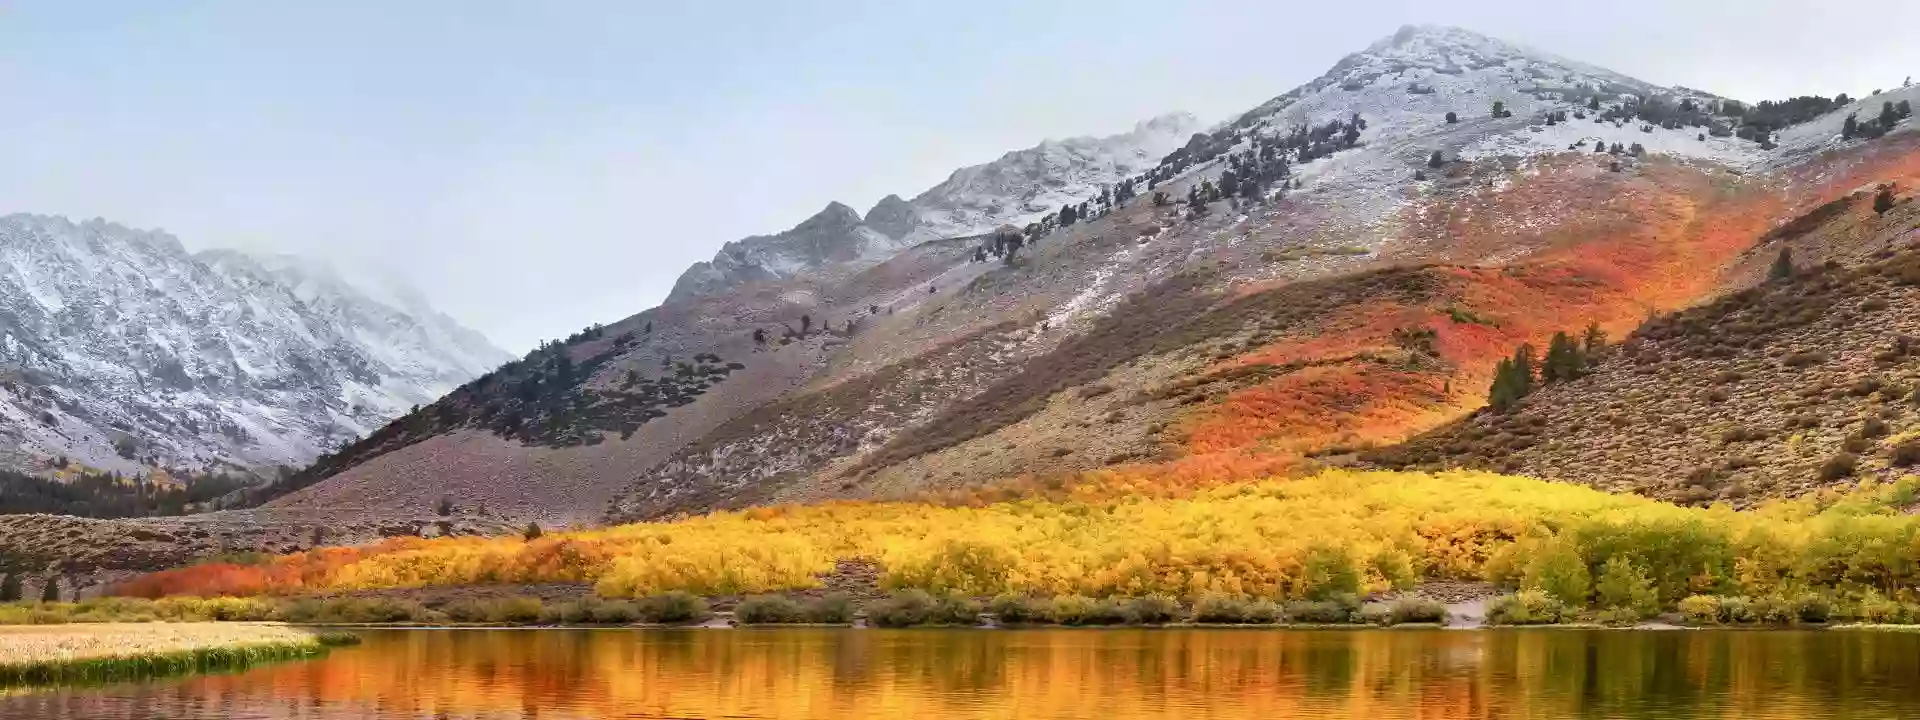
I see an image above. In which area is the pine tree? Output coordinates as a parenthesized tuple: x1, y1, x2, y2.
(752, 328, 766, 346)
(1581, 323, 1607, 359)
(1512, 344, 1537, 397)
(1875, 185, 1896, 214)
(1542, 331, 1584, 384)
(0, 573, 19, 602)
(1882, 102, 1901, 130)
(1588, 96, 1601, 111)
(1445, 111, 1458, 124)
(1428, 150, 1445, 168)
(1492, 101, 1506, 118)
(1844, 113, 1859, 140)
(437, 495, 454, 516)
(1488, 358, 1522, 412)
(800, 315, 812, 334)
(1769, 247, 1794, 281)
(1900, 100, 1913, 119)
(40, 576, 58, 603)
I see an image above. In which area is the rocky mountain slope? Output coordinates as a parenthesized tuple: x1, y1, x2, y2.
(0, 214, 512, 475)
(666, 113, 1199, 302)
(117, 26, 1920, 543)
(1372, 170, 1920, 504)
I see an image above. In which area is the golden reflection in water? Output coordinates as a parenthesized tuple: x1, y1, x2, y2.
(11, 628, 1920, 719)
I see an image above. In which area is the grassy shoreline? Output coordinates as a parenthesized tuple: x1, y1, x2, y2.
(0, 623, 358, 689)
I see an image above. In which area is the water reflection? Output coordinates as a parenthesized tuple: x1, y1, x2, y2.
(7, 628, 1920, 719)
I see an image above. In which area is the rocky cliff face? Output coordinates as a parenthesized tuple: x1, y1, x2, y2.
(0, 214, 512, 474)
(664, 112, 1200, 302)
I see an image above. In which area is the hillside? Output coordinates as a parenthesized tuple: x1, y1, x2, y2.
(261, 26, 1920, 530)
(1372, 187, 1920, 504)
(0, 215, 510, 476)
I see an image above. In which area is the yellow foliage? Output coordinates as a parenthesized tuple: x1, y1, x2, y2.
(124, 470, 1920, 602)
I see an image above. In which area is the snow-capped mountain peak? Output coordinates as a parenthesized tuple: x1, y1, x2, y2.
(0, 213, 512, 474)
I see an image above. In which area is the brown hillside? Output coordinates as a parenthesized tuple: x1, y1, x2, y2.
(1372, 203, 1920, 505)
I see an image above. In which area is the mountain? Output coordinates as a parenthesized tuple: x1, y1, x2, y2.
(30, 26, 1920, 588)
(0, 214, 512, 475)
(666, 112, 1200, 302)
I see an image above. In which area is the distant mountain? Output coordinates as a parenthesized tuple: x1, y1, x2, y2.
(0, 214, 512, 474)
(666, 112, 1200, 302)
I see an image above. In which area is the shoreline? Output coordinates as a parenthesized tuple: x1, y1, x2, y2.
(0, 623, 357, 690)
(272, 618, 1859, 632)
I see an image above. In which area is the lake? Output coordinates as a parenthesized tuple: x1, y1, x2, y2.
(6, 627, 1920, 719)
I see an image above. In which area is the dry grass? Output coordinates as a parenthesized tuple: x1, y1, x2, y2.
(0, 623, 323, 666)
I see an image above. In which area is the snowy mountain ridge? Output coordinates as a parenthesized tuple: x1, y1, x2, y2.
(0, 213, 513, 475)
(666, 112, 1200, 302)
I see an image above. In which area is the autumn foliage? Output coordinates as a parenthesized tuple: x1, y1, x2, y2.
(116, 470, 1920, 609)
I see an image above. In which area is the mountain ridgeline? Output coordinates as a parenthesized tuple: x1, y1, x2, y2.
(0, 214, 511, 485)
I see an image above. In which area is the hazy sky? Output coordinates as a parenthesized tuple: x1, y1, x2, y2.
(4, 1, 1916, 353)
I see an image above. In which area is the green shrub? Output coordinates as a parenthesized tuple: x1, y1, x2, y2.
(1717, 595, 1755, 624)
(1678, 594, 1721, 624)
(1123, 594, 1181, 625)
(1244, 599, 1282, 623)
(1191, 593, 1277, 624)
(1593, 607, 1643, 625)
(1285, 593, 1360, 624)
(1487, 590, 1567, 625)
(1046, 595, 1128, 625)
(1283, 600, 1349, 623)
(1818, 453, 1860, 481)
(1856, 592, 1912, 624)
(1522, 538, 1591, 606)
(295, 598, 436, 624)
(440, 599, 492, 623)
(1357, 603, 1394, 625)
(542, 597, 643, 624)
(1299, 546, 1363, 600)
(271, 598, 326, 623)
(1387, 597, 1447, 625)
(803, 593, 855, 624)
(1891, 440, 1920, 468)
(1191, 594, 1246, 623)
(867, 590, 978, 627)
(734, 595, 806, 624)
(1594, 557, 1658, 618)
(1746, 594, 1798, 624)
(986, 594, 1049, 624)
(930, 594, 982, 626)
(636, 591, 711, 624)
(1794, 593, 1832, 623)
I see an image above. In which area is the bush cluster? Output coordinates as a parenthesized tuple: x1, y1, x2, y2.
(733, 593, 854, 624)
(866, 590, 981, 627)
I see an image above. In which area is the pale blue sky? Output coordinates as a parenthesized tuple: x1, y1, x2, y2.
(3, 1, 1915, 352)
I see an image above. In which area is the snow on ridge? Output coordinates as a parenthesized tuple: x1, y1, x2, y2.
(0, 213, 513, 474)
(666, 112, 1199, 302)
(908, 112, 1201, 240)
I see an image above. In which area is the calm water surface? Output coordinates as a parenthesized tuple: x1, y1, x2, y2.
(7, 628, 1920, 719)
